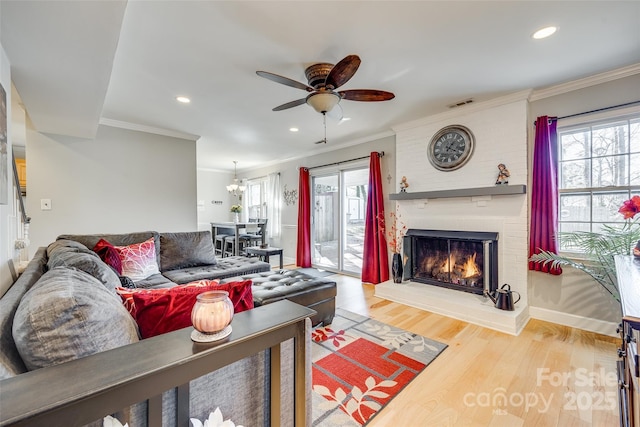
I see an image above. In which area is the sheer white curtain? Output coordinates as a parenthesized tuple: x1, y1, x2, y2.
(267, 172, 281, 239)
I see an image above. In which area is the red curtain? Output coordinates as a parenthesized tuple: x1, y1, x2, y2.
(296, 167, 311, 267)
(362, 152, 389, 284)
(528, 116, 562, 275)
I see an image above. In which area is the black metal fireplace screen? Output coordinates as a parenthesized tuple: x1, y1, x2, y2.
(402, 229, 498, 295)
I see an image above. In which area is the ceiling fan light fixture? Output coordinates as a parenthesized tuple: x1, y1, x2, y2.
(306, 92, 341, 113)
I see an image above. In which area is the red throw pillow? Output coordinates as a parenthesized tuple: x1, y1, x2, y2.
(116, 280, 220, 318)
(121, 280, 253, 339)
(93, 239, 123, 275)
(187, 279, 254, 314)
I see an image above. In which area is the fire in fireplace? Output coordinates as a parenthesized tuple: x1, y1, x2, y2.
(403, 229, 498, 295)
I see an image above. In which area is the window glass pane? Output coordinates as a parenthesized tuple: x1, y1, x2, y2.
(245, 179, 267, 220)
(592, 192, 628, 223)
(593, 222, 623, 234)
(560, 159, 590, 188)
(592, 122, 628, 156)
(631, 153, 640, 186)
(559, 222, 590, 251)
(592, 155, 628, 186)
(630, 118, 640, 153)
(560, 129, 589, 160)
(560, 194, 590, 222)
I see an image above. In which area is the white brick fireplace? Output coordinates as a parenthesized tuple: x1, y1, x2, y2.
(375, 92, 532, 335)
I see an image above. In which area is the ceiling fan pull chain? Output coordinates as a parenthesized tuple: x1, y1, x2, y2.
(323, 112, 327, 142)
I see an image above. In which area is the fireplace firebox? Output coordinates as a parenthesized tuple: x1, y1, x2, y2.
(402, 229, 498, 295)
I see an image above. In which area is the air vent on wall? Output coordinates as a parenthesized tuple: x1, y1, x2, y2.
(448, 99, 474, 109)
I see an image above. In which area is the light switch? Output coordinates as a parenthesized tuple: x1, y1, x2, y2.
(40, 199, 52, 210)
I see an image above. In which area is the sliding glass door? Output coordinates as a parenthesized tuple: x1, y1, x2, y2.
(311, 166, 368, 275)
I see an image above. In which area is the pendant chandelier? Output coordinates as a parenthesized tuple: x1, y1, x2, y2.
(226, 161, 245, 196)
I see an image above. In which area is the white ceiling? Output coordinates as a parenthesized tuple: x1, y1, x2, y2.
(2, 1, 640, 172)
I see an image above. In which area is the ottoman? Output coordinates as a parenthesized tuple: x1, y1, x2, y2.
(241, 270, 337, 326)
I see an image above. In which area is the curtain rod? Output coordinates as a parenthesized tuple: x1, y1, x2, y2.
(306, 151, 384, 171)
(537, 100, 640, 124)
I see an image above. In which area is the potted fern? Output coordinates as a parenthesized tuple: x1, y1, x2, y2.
(529, 196, 640, 302)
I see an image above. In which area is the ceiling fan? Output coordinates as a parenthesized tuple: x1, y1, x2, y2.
(256, 54, 395, 115)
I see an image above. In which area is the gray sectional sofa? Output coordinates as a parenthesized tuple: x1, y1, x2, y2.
(0, 230, 311, 426)
(57, 230, 271, 287)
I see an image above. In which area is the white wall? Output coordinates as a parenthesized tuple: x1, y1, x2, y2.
(0, 41, 15, 294)
(527, 73, 640, 326)
(26, 124, 197, 250)
(196, 168, 234, 230)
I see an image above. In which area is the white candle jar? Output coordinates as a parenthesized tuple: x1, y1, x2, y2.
(191, 291, 234, 334)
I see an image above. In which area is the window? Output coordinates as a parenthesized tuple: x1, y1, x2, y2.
(558, 112, 640, 251)
(243, 173, 281, 239)
(244, 177, 267, 220)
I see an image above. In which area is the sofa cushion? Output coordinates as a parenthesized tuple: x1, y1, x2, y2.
(13, 267, 140, 371)
(46, 246, 121, 295)
(0, 247, 48, 379)
(57, 231, 161, 262)
(115, 237, 161, 281)
(46, 239, 97, 259)
(133, 273, 176, 289)
(93, 238, 123, 275)
(128, 280, 253, 338)
(162, 256, 271, 284)
(160, 231, 217, 272)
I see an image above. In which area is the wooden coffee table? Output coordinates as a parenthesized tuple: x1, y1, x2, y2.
(246, 246, 284, 269)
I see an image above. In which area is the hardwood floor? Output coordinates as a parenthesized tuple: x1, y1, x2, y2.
(330, 273, 621, 427)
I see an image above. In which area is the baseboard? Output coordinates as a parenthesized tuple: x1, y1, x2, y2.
(529, 306, 618, 338)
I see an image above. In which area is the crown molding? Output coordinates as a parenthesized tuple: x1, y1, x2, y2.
(529, 63, 640, 102)
(392, 89, 532, 132)
(99, 118, 200, 141)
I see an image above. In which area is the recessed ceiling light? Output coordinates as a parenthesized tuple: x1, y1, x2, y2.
(289, 127, 299, 132)
(532, 26, 557, 40)
(176, 96, 191, 103)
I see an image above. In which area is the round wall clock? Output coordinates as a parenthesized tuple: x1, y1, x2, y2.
(427, 125, 475, 171)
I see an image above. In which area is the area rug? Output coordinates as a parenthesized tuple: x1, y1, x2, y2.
(311, 309, 447, 426)
(297, 267, 335, 278)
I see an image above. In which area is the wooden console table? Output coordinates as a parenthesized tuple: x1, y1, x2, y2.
(616, 255, 640, 427)
(0, 300, 315, 427)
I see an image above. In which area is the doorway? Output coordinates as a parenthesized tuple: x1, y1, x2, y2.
(311, 166, 368, 275)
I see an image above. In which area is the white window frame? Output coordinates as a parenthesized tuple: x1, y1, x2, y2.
(244, 177, 268, 220)
(557, 105, 640, 254)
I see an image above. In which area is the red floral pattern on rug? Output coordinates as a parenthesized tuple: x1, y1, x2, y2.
(312, 309, 447, 426)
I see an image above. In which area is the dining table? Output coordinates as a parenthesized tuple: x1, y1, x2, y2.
(211, 221, 267, 256)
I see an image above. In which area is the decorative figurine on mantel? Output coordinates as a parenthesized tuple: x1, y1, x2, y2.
(400, 176, 409, 192)
(495, 163, 510, 185)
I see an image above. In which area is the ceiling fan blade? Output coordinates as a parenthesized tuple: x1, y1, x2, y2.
(325, 55, 361, 90)
(314, 139, 327, 144)
(272, 98, 307, 111)
(338, 89, 395, 102)
(256, 71, 314, 92)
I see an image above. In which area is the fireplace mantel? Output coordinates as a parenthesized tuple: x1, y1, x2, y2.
(389, 184, 526, 200)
